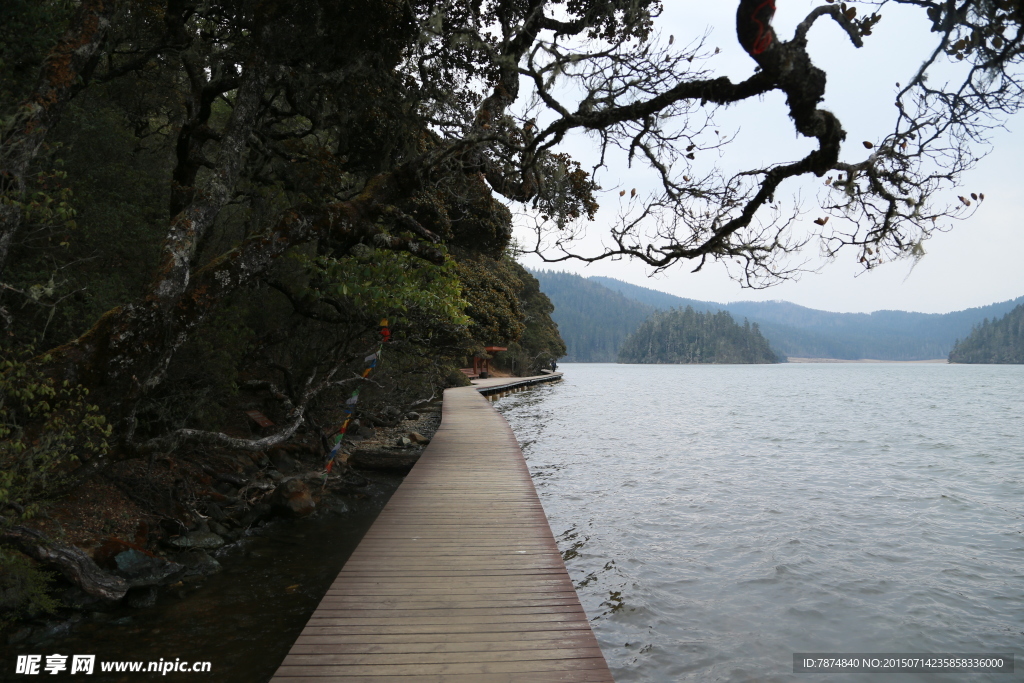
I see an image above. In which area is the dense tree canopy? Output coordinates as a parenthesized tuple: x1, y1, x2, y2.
(618, 306, 780, 364)
(490, 261, 567, 374)
(1, 0, 1022, 456)
(948, 303, 1024, 362)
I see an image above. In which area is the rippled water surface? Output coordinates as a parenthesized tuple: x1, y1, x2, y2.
(497, 363, 1024, 682)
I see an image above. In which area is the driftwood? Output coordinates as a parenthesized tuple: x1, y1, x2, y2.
(1, 525, 128, 601)
(349, 447, 422, 473)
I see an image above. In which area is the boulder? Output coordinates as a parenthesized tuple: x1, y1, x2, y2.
(173, 549, 222, 577)
(166, 531, 225, 551)
(113, 548, 184, 587)
(270, 478, 316, 517)
(204, 501, 225, 522)
(268, 448, 299, 473)
(407, 431, 430, 445)
(237, 502, 273, 528)
(209, 521, 231, 538)
(395, 436, 413, 448)
(405, 412, 420, 421)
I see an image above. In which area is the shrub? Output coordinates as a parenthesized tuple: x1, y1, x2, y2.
(0, 344, 111, 624)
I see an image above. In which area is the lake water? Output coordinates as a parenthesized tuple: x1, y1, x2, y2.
(496, 363, 1024, 682)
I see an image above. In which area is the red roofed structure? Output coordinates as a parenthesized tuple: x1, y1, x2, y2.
(470, 345, 507, 379)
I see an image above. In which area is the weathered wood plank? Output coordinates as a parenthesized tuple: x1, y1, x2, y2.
(273, 671, 612, 683)
(281, 647, 606, 666)
(325, 577, 574, 586)
(296, 623, 595, 636)
(292, 630, 598, 646)
(287, 634, 598, 654)
(270, 375, 613, 682)
(316, 595, 583, 608)
(305, 613, 588, 626)
(274, 656, 610, 676)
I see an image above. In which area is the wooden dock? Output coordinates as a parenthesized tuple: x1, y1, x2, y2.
(271, 374, 614, 682)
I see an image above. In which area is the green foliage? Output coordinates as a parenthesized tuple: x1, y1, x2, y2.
(491, 262, 566, 376)
(301, 246, 470, 329)
(0, 0, 576, 453)
(137, 299, 258, 436)
(0, 0, 73, 112)
(4, 88, 168, 348)
(0, 549, 58, 629)
(440, 177, 516, 260)
(949, 304, 1024, 363)
(0, 345, 110, 624)
(5, 166, 77, 231)
(0, 346, 111, 518)
(455, 257, 527, 346)
(619, 306, 780, 364)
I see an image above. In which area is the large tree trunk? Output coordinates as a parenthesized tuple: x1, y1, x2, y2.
(42, 56, 269, 444)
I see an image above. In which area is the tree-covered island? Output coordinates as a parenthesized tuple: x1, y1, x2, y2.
(618, 307, 781, 364)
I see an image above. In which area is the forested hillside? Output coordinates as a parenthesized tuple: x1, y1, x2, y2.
(949, 304, 1024, 363)
(490, 264, 567, 375)
(619, 307, 780, 364)
(570, 275, 1024, 360)
(530, 271, 656, 361)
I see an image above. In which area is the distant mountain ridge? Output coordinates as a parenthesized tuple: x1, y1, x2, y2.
(525, 272, 657, 362)
(533, 270, 1024, 361)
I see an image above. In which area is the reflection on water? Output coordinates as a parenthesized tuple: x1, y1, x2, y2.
(498, 363, 1024, 683)
(1, 474, 400, 682)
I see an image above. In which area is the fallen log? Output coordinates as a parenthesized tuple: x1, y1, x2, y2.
(1, 525, 128, 601)
(349, 446, 422, 473)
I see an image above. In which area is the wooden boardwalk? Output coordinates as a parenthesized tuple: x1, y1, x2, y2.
(271, 375, 614, 682)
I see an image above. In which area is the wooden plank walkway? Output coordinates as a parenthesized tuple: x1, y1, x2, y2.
(271, 375, 614, 682)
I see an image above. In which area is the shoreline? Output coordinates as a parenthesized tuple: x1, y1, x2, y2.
(1, 374, 564, 676)
(0, 405, 448, 657)
(785, 357, 948, 364)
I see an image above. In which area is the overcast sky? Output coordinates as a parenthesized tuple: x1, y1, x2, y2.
(513, 1, 1024, 314)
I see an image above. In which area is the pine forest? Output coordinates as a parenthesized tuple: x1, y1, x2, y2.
(618, 307, 781, 364)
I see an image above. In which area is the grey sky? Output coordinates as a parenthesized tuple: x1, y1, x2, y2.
(513, 2, 1024, 314)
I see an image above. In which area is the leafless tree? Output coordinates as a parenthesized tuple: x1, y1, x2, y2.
(453, 0, 1021, 286)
